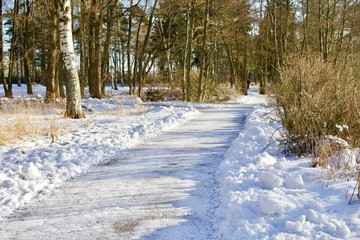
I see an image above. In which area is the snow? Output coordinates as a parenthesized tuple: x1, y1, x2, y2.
(0, 84, 360, 239)
(0, 85, 198, 219)
(216, 87, 360, 239)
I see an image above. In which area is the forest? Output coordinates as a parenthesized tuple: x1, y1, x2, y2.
(0, 0, 359, 149)
(1, 1, 360, 237)
(0, 0, 357, 97)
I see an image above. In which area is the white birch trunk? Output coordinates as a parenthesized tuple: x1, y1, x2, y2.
(59, 0, 85, 119)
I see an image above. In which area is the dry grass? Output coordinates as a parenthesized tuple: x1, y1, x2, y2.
(0, 99, 68, 145)
(272, 55, 360, 159)
(113, 219, 140, 233)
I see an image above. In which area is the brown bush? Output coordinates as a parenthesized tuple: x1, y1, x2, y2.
(143, 88, 166, 102)
(272, 55, 360, 158)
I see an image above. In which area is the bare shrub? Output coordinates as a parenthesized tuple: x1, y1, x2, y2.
(144, 69, 243, 102)
(272, 55, 360, 158)
(143, 88, 166, 102)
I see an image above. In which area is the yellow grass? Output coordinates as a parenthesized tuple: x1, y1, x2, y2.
(0, 99, 68, 145)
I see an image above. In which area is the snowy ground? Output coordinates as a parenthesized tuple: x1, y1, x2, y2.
(0, 85, 198, 219)
(0, 102, 248, 239)
(216, 88, 360, 239)
(0, 84, 359, 239)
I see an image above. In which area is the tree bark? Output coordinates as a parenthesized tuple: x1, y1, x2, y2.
(0, 0, 4, 89)
(185, 0, 195, 102)
(79, 0, 87, 97)
(119, 35, 125, 87)
(127, 0, 135, 95)
(225, 43, 236, 90)
(197, 0, 209, 102)
(59, 0, 85, 119)
(87, 0, 103, 98)
(5, 0, 20, 98)
(259, 0, 267, 94)
(101, 1, 115, 95)
(45, 0, 59, 103)
(23, 0, 33, 95)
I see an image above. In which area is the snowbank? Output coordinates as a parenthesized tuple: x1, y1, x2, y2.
(0, 89, 198, 219)
(216, 104, 360, 239)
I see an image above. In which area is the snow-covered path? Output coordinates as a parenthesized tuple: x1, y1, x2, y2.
(0, 105, 250, 240)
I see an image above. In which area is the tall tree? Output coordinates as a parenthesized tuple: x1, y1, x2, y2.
(0, 0, 3, 87)
(4, 0, 20, 98)
(45, 0, 60, 103)
(220, 0, 251, 94)
(22, 0, 33, 95)
(58, 0, 85, 118)
(184, 0, 195, 102)
(126, 0, 134, 95)
(79, 0, 88, 96)
(136, 0, 158, 97)
(256, 0, 270, 94)
(88, 0, 104, 98)
(101, 0, 116, 95)
(196, 0, 209, 102)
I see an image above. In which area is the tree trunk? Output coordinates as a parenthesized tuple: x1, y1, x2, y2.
(137, 0, 158, 98)
(45, 0, 59, 103)
(59, 0, 85, 119)
(5, 0, 20, 98)
(241, 43, 248, 95)
(225, 42, 235, 90)
(23, 0, 33, 95)
(112, 47, 119, 90)
(87, 0, 102, 99)
(300, 0, 309, 54)
(259, 0, 268, 94)
(133, 18, 141, 95)
(58, 52, 66, 98)
(127, 0, 134, 95)
(185, 0, 195, 102)
(79, 0, 87, 97)
(334, 0, 348, 64)
(88, 6, 95, 97)
(120, 36, 125, 87)
(0, 0, 4, 89)
(159, 19, 173, 83)
(101, 1, 115, 95)
(197, 0, 209, 102)
(94, 6, 103, 98)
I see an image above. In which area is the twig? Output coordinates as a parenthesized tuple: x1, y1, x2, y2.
(260, 126, 283, 153)
(348, 172, 360, 205)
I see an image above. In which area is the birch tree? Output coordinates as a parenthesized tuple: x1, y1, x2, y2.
(58, 0, 85, 119)
(0, 0, 3, 86)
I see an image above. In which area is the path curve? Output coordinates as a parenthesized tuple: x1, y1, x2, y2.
(0, 105, 249, 240)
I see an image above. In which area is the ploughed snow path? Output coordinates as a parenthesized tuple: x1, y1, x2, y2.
(0, 105, 249, 240)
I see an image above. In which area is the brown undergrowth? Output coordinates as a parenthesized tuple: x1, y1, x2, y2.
(272, 55, 360, 168)
(0, 99, 68, 145)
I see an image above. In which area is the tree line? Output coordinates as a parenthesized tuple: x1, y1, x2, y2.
(0, 0, 359, 118)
